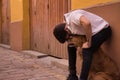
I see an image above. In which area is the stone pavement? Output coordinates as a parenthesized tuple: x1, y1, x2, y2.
(0, 46, 68, 80)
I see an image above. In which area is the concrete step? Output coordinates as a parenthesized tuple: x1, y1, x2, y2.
(0, 44, 10, 49)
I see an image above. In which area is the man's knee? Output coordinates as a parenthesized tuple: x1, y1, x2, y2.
(82, 48, 93, 60)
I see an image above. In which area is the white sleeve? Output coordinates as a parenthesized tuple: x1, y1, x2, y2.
(70, 12, 83, 25)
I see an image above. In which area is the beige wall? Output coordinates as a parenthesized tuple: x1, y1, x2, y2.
(71, 0, 119, 9)
(10, 0, 30, 51)
(10, 0, 23, 22)
(10, 21, 22, 51)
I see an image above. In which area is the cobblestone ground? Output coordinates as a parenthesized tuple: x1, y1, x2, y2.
(0, 47, 68, 80)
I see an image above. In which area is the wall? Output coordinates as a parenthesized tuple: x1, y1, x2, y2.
(71, 0, 118, 9)
(10, 21, 22, 51)
(10, 0, 23, 22)
(10, 0, 30, 51)
(10, 0, 23, 51)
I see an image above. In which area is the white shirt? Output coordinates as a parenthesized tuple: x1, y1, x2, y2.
(64, 10, 109, 36)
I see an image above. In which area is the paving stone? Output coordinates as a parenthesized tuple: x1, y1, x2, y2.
(0, 47, 68, 80)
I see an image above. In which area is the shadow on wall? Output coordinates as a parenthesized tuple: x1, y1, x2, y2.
(76, 1, 120, 80)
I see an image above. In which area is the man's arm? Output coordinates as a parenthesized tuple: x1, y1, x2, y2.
(80, 15, 92, 48)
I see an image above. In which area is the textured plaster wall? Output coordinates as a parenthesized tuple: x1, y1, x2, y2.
(71, 0, 119, 9)
(10, 0, 30, 51)
(10, 21, 22, 51)
(10, 0, 23, 22)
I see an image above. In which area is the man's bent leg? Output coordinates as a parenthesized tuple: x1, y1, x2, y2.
(80, 48, 93, 80)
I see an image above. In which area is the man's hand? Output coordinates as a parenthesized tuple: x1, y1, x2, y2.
(82, 42, 90, 48)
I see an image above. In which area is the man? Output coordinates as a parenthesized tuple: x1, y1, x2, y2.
(53, 10, 112, 80)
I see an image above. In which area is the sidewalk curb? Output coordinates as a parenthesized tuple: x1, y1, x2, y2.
(0, 44, 10, 49)
(21, 50, 68, 70)
(21, 50, 49, 58)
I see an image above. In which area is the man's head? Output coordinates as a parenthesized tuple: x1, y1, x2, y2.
(53, 23, 68, 43)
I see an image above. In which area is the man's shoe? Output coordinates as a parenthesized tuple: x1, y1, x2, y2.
(67, 74, 78, 80)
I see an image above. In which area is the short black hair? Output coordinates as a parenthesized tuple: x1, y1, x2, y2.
(53, 23, 67, 43)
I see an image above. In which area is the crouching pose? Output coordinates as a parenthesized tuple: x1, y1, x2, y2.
(53, 10, 112, 80)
